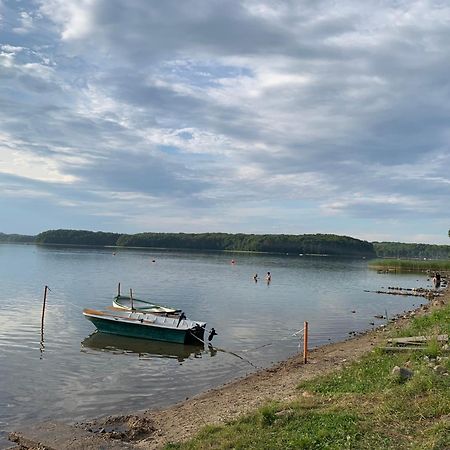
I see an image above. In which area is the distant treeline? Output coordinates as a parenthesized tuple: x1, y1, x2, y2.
(3, 229, 450, 259)
(0, 232, 35, 243)
(32, 229, 375, 257)
(116, 232, 375, 257)
(35, 229, 121, 246)
(373, 242, 450, 259)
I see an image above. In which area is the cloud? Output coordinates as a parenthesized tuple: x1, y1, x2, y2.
(0, 0, 449, 241)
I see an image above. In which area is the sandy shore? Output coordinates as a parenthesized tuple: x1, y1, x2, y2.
(73, 286, 448, 450)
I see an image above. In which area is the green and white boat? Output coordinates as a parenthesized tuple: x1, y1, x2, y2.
(83, 307, 206, 345)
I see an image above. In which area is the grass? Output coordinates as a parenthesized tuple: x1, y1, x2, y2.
(395, 306, 450, 337)
(369, 258, 450, 271)
(166, 301, 450, 450)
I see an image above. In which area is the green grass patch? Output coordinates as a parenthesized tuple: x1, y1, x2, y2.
(395, 304, 450, 337)
(165, 404, 381, 450)
(299, 350, 407, 395)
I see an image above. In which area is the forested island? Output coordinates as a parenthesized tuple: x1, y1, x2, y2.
(2, 229, 450, 259)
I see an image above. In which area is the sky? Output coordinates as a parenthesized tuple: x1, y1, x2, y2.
(0, 0, 449, 244)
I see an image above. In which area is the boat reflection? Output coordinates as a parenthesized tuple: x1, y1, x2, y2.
(81, 332, 207, 362)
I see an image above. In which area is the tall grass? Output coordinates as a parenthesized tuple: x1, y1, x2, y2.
(369, 258, 450, 271)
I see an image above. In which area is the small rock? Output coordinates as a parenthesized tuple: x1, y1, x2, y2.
(433, 365, 447, 375)
(391, 366, 413, 380)
(302, 391, 314, 398)
(275, 409, 294, 417)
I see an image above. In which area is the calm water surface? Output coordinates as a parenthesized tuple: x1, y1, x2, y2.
(0, 244, 431, 446)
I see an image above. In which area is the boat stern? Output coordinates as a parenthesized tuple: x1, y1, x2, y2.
(186, 323, 206, 344)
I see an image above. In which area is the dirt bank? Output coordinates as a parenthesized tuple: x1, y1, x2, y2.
(76, 287, 448, 450)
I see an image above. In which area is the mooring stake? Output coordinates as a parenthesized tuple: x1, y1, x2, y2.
(40, 285, 49, 357)
(40, 285, 48, 334)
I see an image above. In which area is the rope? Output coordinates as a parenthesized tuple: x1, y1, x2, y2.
(40, 287, 90, 311)
(240, 328, 305, 354)
(187, 331, 260, 369)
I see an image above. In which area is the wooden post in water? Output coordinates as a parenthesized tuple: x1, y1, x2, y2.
(40, 285, 49, 349)
(130, 288, 134, 311)
(117, 282, 121, 297)
(41, 285, 48, 331)
(303, 321, 308, 364)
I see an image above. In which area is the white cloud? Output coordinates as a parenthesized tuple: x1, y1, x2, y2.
(0, 149, 78, 183)
(13, 11, 34, 34)
(39, 0, 95, 40)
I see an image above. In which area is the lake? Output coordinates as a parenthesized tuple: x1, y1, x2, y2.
(0, 244, 431, 447)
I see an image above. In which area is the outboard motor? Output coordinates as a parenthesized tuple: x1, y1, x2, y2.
(208, 328, 217, 342)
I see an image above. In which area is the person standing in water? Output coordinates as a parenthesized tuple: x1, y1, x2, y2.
(265, 272, 271, 283)
(253, 273, 258, 282)
(434, 272, 441, 288)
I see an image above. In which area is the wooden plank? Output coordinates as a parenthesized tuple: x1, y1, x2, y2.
(381, 346, 428, 352)
(382, 346, 450, 352)
(387, 334, 448, 344)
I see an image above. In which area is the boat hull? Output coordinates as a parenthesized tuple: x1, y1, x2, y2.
(84, 314, 205, 345)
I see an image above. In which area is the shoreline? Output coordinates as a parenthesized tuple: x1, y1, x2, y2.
(9, 287, 448, 449)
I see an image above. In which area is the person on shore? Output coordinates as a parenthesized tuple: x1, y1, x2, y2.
(434, 272, 441, 288)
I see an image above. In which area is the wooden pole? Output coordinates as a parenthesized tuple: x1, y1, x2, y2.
(117, 282, 121, 297)
(41, 285, 48, 332)
(40, 285, 48, 351)
(303, 321, 308, 364)
(130, 288, 134, 311)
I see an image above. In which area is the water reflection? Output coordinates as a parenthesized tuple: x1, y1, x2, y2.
(81, 332, 205, 362)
